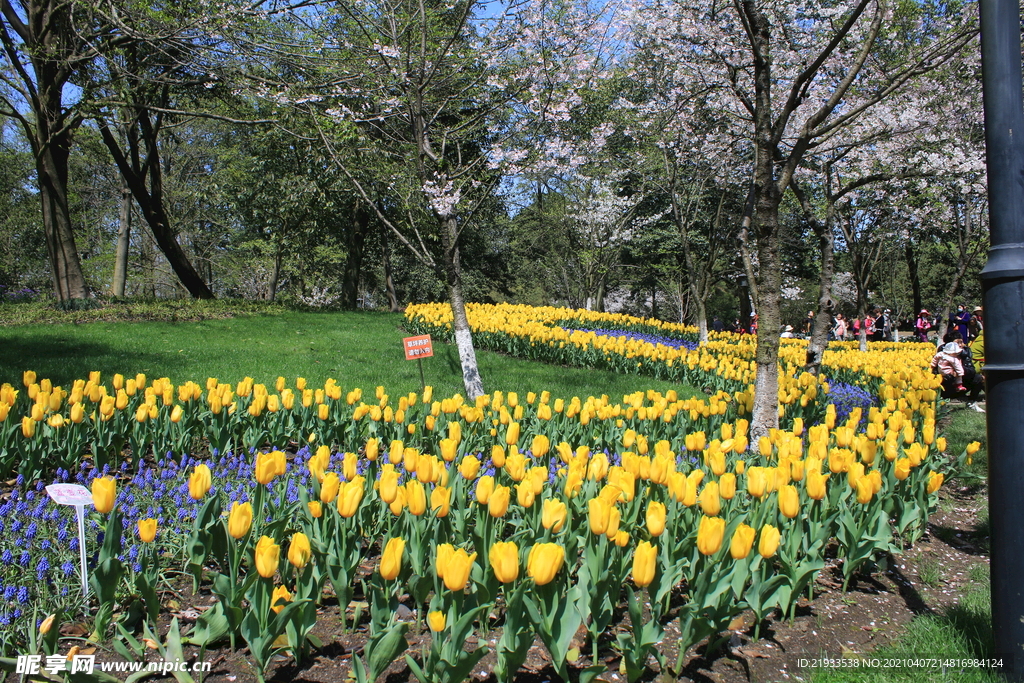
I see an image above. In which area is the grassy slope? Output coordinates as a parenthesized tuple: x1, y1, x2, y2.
(0, 310, 699, 400)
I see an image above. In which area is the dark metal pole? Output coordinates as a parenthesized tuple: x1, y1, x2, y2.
(979, 0, 1024, 676)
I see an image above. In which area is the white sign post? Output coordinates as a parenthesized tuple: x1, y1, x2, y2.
(45, 484, 93, 597)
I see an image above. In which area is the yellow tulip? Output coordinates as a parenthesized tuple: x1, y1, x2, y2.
(431, 485, 451, 517)
(927, 471, 944, 494)
(441, 548, 477, 591)
(758, 525, 780, 559)
(778, 484, 800, 519)
(92, 476, 116, 514)
(699, 481, 721, 516)
(379, 537, 405, 580)
(137, 518, 157, 543)
(189, 464, 212, 500)
(228, 501, 253, 538)
(338, 479, 365, 518)
(255, 451, 285, 485)
(894, 457, 911, 481)
(475, 475, 495, 504)
(855, 477, 873, 504)
(489, 541, 519, 583)
(505, 421, 521, 446)
(288, 533, 312, 569)
(536, 497, 567, 536)
(531, 434, 550, 457)
(379, 466, 400, 504)
(439, 438, 458, 463)
(459, 456, 481, 480)
(696, 515, 725, 556)
(526, 543, 564, 586)
(588, 498, 611, 535)
(307, 501, 323, 518)
(632, 541, 657, 588)
(646, 501, 666, 536)
(271, 585, 292, 615)
(719, 473, 737, 499)
(255, 536, 281, 578)
(805, 470, 829, 500)
(730, 523, 756, 559)
(405, 480, 427, 516)
(746, 466, 767, 499)
(320, 472, 341, 504)
(488, 485, 511, 517)
(427, 611, 446, 632)
(21, 416, 35, 438)
(515, 482, 536, 508)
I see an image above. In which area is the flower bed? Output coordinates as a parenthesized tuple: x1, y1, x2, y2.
(0, 304, 965, 680)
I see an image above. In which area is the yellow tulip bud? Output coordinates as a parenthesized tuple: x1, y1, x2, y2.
(696, 515, 725, 556)
(490, 541, 519, 583)
(526, 543, 564, 586)
(21, 416, 35, 438)
(379, 537, 405, 580)
(255, 536, 281, 578)
(778, 484, 800, 519)
(699, 481, 721, 516)
(631, 541, 657, 588)
(92, 476, 116, 514)
(307, 501, 323, 518)
(188, 464, 212, 501)
(542, 498, 567, 532)
(427, 611, 446, 632)
(758, 525, 780, 559)
(137, 518, 157, 543)
(405, 480, 427, 515)
(488, 485, 511, 517)
(288, 533, 312, 569)
(927, 471, 944, 494)
(319, 472, 340, 504)
(228, 502, 253, 539)
(730, 523, 756, 559)
(271, 585, 292, 615)
(338, 479, 365, 518)
(440, 548, 477, 591)
(431, 485, 451, 518)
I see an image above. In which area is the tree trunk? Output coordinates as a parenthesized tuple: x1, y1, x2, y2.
(381, 225, 400, 312)
(695, 298, 709, 343)
(439, 215, 484, 399)
(806, 217, 835, 374)
(792, 181, 835, 374)
(97, 117, 214, 299)
(267, 239, 282, 302)
(37, 130, 87, 300)
(111, 177, 132, 297)
(857, 297, 869, 352)
(341, 203, 372, 309)
(905, 239, 922, 317)
(750, 193, 783, 441)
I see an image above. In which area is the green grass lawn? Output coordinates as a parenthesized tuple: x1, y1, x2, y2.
(0, 309, 700, 400)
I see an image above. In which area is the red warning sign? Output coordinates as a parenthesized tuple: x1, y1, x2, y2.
(403, 334, 434, 360)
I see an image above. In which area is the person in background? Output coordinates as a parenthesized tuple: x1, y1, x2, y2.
(915, 309, 932, 342)
(968, 306, 983, 341)
(851, 316, 862, 339)
(781, 325, 795, 338)
(804, 311, 815, 337)
(870, 308, 887, 342)
(931, 340, 966, 395)
(951, 304, 971, 343)
(750, 314, 758, 335)
(832, 313, 847, 341)
(712, 316, 724, 332)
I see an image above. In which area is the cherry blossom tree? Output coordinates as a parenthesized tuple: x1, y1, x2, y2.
(620, 0, 976, 437)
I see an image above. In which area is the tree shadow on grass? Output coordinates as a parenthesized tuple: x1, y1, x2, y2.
(0, 335, 180, 386)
